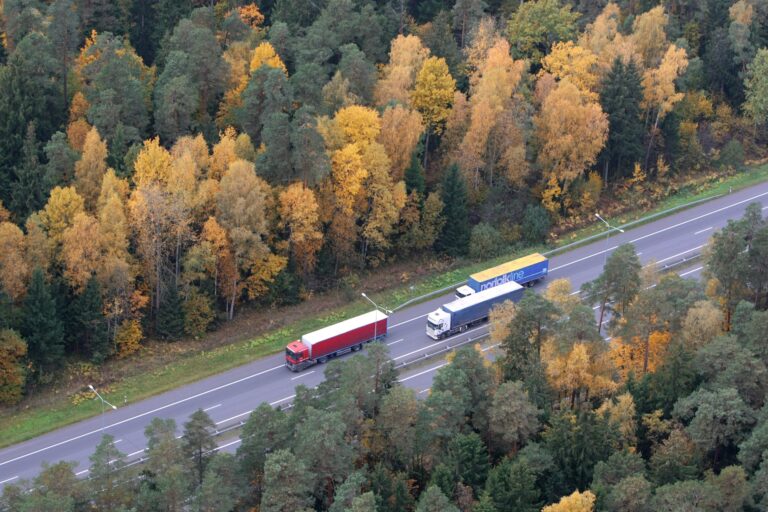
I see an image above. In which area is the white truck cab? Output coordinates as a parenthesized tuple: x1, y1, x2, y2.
(426, 309, 451, 339)
(455, 285, 475, 299)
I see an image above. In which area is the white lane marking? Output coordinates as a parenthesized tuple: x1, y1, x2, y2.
(653, 244, 706, 265)
(550, 191, 768, 273)
(550, 246, 618, 272)
(419, 388, 431, 394)
(386, 338, 404, 346)
(399, 363, 448, 383)
(680, 266, 704, 277)
(569, 290, 582, 296)
(216, 410, 252, 426)
(392, 325, 486, 362)
(481, 344, 500, 352)
(270, 394, 295, 406)
(114, 439, 123, 444)
(593, 304, 601, 310)
(290, 370, 315, 381)
(203, 404, 221, 413)
(0, 364, 284, 468)
(763, 206, 768, 210)
(0, 476, 18, 485)
(390, 313, 429, 328)
(76, 468, 89, 476)
(628, 191, 768, 245)
(214, 439, 242, 452)
(694, 227, 713, 235)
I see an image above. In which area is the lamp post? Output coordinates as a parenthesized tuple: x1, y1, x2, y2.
(595, 213, 624, 265)
(361, 293, 392, 342)
(89, 384, 117, 433)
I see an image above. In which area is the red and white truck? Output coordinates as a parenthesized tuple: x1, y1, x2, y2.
(285, 310, 388, 371)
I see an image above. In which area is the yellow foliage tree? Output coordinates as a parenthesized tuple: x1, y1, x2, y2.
(361, 143, 405, 264)
(171, 134, 210, 174)
(278, 183, 323, 276)
(542, 490, 596, 512)
(488, 299, 516, 345)
(334, 105, 382, 147)
(41, 186, 86, 246)
(239, 3, 265, 29)
(545, 278, 580, 315)
(374, 34, 430, 107)
(209, 127, 239, 180)
(541, 41, 600, 99)
(97, 168, 130, 212)
(544, 341, 616, 407)
(115, 319, 142, 358)
(682, 300, 723, 348)
(330, 143, 368, 214)
(597, 392, 638, 449)
(459, 38, 525, 190)
(75, 127, 109, 210)
(24, 214, 54, 275)
(133, 137, 174, 187)
(0, 329, 28, 405)
(610, 330, 671, 380)
(412, 56, 456, 137)
(641, 44, 688, 171)
(0, 222, 29, 302)
(631, 5, 669, 69)
(249, 41, 287, 74)
(378, 105, 424, 180)
(61, 213, 104, 293)
(535, 80, 608, 211)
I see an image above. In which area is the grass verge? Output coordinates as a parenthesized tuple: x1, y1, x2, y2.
(2, 164, 767, 449)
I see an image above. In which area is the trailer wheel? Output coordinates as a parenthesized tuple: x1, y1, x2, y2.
(357, 344, 363, 351)
(318, 357, 327, 364)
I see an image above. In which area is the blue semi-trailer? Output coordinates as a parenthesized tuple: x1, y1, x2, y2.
(455, 253, 549, 298)
(427, 281, 525, 339)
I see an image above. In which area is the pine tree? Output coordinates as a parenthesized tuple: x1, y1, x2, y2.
(156, 284, 185, 341)
(70, 276, 109, 362)
(21, 268, 65, 381)
(182, 409, 217, 486)
(600, 58, 645, 183)
(436, 164, 470, 256)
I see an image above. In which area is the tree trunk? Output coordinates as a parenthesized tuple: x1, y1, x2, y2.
(423, 130, 431, 170)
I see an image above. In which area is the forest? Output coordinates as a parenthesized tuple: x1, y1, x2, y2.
(1, 0, 768, 400)
(3, 203, 768, 511)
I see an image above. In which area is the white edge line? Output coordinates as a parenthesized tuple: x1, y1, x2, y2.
(386, 338, 404, 346)
(694, 226, 713, 235)
(0, 364, 285, 468)
(399, 363, 447, 383)
(680, 266, 704, 277)
(214, 439, 242, 452)
(203, 404, 222, 413)
(0, 476, 18, 485)
(290, 370, 315, 381)
(76, 468, 89, 476)
(390, 313, 429, 328)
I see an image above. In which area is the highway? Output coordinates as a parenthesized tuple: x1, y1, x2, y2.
(1, 181, 767, 488)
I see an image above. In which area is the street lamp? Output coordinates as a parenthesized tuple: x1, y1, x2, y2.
(595, 213, 624, 264)
(89, 384, 117, 432)
(361, 293, 392, 343)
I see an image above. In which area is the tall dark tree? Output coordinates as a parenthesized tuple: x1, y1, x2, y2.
(583, 243, 642, 330)
(156, 284, 185, 341)
(599, 58, 644, 183)
(44, 131, 78, 187)
(10, 122, 47, 220)
(0, 33, 65, 209)
(70, 276, 109, 362)
(257, 112, 293, 184)
(404, 144, 426, 198)
(21, 268, 65, 381)
(485, 458, 541, 512)
(436, 164, 470, 256)
(46, 0, 80, 108)
(182, 408, 217, 486)
(445, 432, 490, 495)
(290, 106, 331, 187)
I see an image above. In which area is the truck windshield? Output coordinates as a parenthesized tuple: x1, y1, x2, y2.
(427, 320, 441, 330)
(285, 348, 297, 360)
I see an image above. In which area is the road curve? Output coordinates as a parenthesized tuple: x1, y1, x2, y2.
(1, 182, 767, 487)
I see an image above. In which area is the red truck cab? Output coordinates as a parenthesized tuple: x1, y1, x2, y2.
(285, 340, 309, 370)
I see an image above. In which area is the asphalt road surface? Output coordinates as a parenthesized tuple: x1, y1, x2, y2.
(2, 182, 767, 488)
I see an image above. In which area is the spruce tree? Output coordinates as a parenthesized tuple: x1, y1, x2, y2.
(157, 284, 185, 341)
(71, 276, 109, 362)
(404, 144, 426, 198)
(10, 122, 47, 220)
(21, 268, 65, 381)
(436, 164, 470, 256)
(599, 58, 644, 183)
